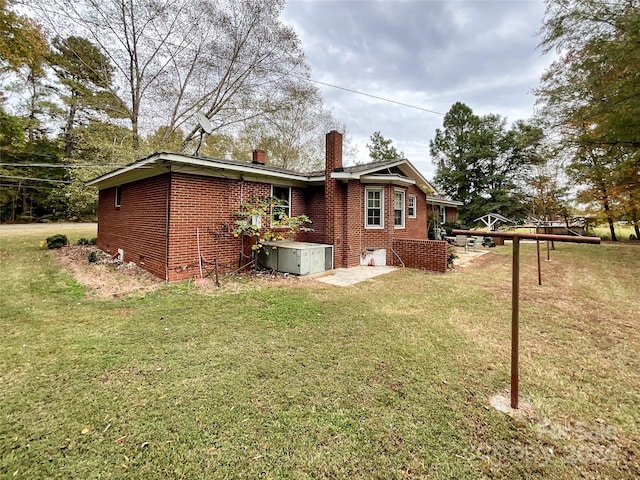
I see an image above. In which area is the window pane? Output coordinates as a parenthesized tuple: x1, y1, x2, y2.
(367, 191, 380, 208)
(366, 189, 383, 227)
(394, 192, 402, 209)
(272, 186, 290, 220)
(394, 190, 404, 226)
(368, 208, 381, 225)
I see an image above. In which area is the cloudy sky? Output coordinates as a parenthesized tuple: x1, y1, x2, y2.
(281, 0, 553, 178)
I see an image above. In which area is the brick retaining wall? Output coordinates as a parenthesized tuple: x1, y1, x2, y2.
(391, 238, 448, 273)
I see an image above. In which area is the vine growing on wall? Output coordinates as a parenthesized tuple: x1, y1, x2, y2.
(232, 196, 312, 250)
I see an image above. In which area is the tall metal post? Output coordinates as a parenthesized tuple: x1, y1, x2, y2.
(536, 239, 542, 286)
(451, 229, 600, 410)
(511, 236, 520, 409)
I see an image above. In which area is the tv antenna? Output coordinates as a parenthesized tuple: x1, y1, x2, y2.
(194, 112, 213, 157)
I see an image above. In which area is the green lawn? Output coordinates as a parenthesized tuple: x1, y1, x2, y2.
(1, 225, 638, 479)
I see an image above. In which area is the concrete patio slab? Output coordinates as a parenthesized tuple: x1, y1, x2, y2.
(315, 265, 398, 287)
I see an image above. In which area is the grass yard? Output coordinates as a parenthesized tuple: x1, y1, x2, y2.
(1, 225, 638, 479)
(591, 224, 637, 241)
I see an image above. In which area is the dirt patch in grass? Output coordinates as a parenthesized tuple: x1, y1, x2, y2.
(56, 245, 163, 298)
(56, 245, 306, 298)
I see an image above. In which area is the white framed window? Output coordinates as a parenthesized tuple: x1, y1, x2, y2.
(365, 187, 384, 228)
(115, 186, 122, 207)
(408, 195, 416, 218)
(271, 185, 290, 220)
(440, 205, 446, 224)
(394, 189, 405, 228)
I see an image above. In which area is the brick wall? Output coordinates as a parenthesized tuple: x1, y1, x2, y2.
(167, 173, 252, 281)
(323, 131, 434, 268)
(391, 238, 448, 273)
(166, 173, 322, 281)
(328, 182, 431, 268)
(97, 172, 325, 282)
(96, 175, 169, 279)
(298, 185, 326, 243)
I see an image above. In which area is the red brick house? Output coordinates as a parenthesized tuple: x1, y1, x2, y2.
(88, 131, 461, 281)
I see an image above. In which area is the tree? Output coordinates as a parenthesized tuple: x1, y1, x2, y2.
(0, 0, 48, 76)
(538, 0, 640, 150)
(49, 35, 127, 157)
(60, 119, 139, 220)
(537, 0, 640, 238)
(430, 102, 543, 224)
(33, 0, 311, 151)
(525, 147, 570, 224)
(239, 82, 343, 171)
(0, 108, 65, 222)
(366, 131, 404, 162)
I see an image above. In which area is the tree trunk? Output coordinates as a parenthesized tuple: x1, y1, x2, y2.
(600, 183, 617, 241)
(634, 223, 640, 239)
(11, 184, 18, 222)
(64, 94, 78, 158)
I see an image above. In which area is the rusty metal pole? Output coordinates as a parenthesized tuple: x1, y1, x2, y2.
(450, 230, 599, 411)
(511, 236, 520, 409)
(536, 239, 542, 286)
(546, 241, 550, 261)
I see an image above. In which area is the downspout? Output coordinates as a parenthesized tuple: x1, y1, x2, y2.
(165, 172, 172, 282)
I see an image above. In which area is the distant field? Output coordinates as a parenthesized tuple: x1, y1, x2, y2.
(591, 224, 636, 240)
(1, 224, 638, 479)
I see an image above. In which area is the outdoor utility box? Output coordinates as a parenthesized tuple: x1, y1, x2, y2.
(259, 241, 333, 275)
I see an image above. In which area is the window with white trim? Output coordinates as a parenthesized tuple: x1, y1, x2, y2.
(271, 185, 290, 220)
(394, 189, 405, 228)
(440, 205, 446, 224)
(408, 195, 416, 218)
(115, 186, 122, 207)
(365, 187, 384, 228)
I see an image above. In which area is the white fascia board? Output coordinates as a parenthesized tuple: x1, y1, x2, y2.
(87, 152, 317, 189)
(169, 163, 310, 188)
(360, 174, 416, 186)
(308, 175, 325, 185)
(86, 155, 166, 188)
(166, 155, 311, 183)
(330, 171, 358, 180)
(425, 196, 463, 207)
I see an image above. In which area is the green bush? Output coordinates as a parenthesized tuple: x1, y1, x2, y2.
(46, 234, 68, 249)
(77, 237, 98, 246)
(87, 251, 98, 263)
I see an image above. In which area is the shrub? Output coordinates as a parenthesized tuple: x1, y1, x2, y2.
(46, 234, 68, 249)
(77, 237, 97, 246)
(88, 251, 98, 263)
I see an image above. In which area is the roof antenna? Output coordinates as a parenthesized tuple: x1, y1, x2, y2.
(194, 112, 213, 157)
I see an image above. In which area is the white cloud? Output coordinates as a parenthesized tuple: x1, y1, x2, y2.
(282, 0, 552, 180)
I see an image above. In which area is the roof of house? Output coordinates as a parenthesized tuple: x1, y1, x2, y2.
(87, 151, 324, 189)
(87, 151, 462, 206)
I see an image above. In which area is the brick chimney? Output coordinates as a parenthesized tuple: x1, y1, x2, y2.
(324, 130, 346, 268)
(252, 149, 266, 165)
(325, 130, 343, 174)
